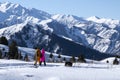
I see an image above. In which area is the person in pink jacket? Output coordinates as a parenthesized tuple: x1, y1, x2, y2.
(40, 48, 46, 66)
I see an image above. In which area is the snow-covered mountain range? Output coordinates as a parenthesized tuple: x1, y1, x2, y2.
(0, 2, 120, 56)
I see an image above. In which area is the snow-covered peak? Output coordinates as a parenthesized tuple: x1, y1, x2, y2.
(52, 14, 85, 22)
(0, 2, 50, 17)
(87, 16, 120, 25)
(0, 2, 52, 28)
(0, 2, 12, 12)
(0, 2, 22, 13)
(87, 16, 100, 21)
(52, 14, 75, 20)
(0, 2, 120, 55)
(0, 22, 27, 39)
(51, 14, 85, 28)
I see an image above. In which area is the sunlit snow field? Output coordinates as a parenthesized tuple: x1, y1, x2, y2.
(0, 58, 120, 80)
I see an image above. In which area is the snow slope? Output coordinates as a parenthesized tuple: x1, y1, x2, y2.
(0, 2, 120, 55)
(0, 59, 120, 80)
(0, 2, 51, 28)
(0, 44, 71, 61)
(0, 44, 120, 80)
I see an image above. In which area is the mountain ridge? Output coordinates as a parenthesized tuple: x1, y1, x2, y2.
(0, 2, 120, 56)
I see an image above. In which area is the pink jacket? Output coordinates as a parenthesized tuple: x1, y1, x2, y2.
(40, 48, 45, 62)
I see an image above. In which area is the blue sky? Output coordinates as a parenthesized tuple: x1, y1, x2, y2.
(0, 0, 120, 20)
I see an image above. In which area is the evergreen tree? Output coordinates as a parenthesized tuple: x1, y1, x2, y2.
(0, 50, 2, 59)
(8, 40, 18, 59)
(70, 56, 76, 62)
(106, 60, 109, 63)
(49, 53, 53, 58)
(0, 36, 8, 45)
(63, 57, 66, 62)
(3, 52, 8, 59)
(56, 54, 62, 62)
(113, 57, 119, 65)
(58, 54, 61, 58)
(2, 48, 5, 51)
(77, 55, 86, 63)
(18, 51, 23, 60)
(24, 53, 29, 61)
(49, 53, 54, 62)
(14, 52, 19, 59)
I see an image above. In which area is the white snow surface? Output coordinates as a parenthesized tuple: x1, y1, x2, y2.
(0, 2, 120, 54)
(0, 59, 120, 80)
(0, 44, 120, 80)
(87, 16, 120, 25)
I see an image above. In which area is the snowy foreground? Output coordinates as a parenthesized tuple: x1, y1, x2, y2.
(0, 59, 120, 80)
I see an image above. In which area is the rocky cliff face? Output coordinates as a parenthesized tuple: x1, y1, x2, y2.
(0, 2, 120, 56)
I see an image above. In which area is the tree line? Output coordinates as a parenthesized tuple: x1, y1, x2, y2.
(0, 36, 86, 62)
(48, 53, 86, 63)
(0, 36, 24, 60)
(0, 36, 119, 65)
